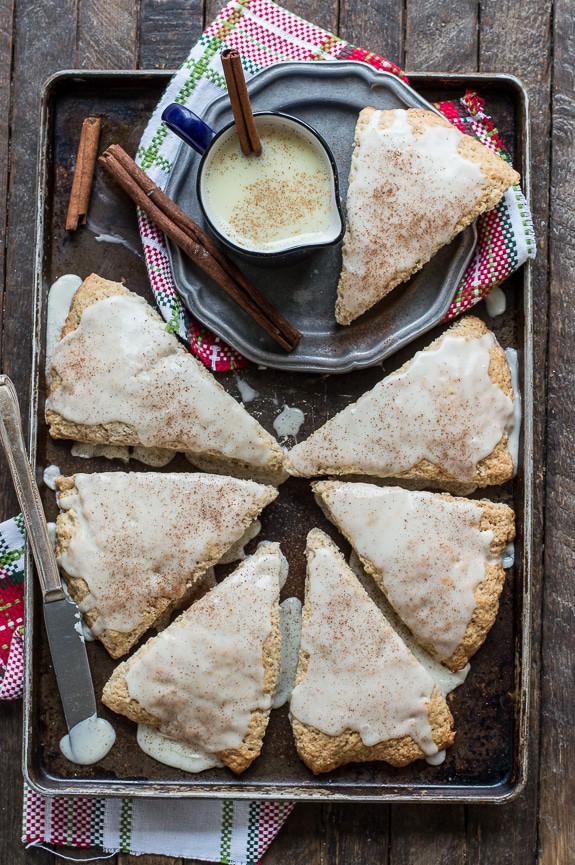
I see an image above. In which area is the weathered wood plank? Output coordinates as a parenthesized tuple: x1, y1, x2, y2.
(139, 0, 203, 70)
(339, 0, 404, 66)
(77, 0, 139, 69)
(538, 0, 575, 861)
(405, 0, 478, 72)
(0, 0, 14, 307)
(118, 855, 182, 864)
(260, 803, 323, 865)
(465, 2, 553, 860)
(390, 805, 465, 865)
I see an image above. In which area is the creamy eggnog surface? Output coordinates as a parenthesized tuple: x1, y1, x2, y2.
(202, 118, 339, 252)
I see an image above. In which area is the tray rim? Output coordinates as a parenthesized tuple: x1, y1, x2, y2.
(23, 68, 534, 804)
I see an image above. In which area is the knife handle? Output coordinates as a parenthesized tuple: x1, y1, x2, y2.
(0, 376, 65, 602)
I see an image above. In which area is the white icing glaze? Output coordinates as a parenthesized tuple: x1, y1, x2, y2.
(47, 522, 56, 549)
(341, 109, 486, 320)
(43, 465, 61, 491)
(316, 483, 498, 662)
(125, 544, 283, 752)
(505, 348, 522, 473)
(136, 725, 223, 773)
(501, 542, 515, 570)
(59, 714, 116, 765)
(217, 520, 261, 564)
(273, 405, 305, 439)
(289, 332, 515, 482)
(46, 292, 282, 471)
(426, 749, 446, 766)
(235, 377, 259, 404)
(347, 551, 469, 697)
(272, 597, 303, 709)
(56, 472, 275, 635)
(290, 531, 438, 755)
(485, 286, 507, 317)
(71, 442, 131, 463)
(46, 275, 83, 374)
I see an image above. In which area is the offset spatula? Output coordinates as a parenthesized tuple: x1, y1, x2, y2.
(0, 375, 114, 762)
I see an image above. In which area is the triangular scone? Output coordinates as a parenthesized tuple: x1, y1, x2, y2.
(55, 472, 278, 658)
(287, 316, 516, 493)
(314, 482, 515, 671)
(46, 275, 286, 484)
(289, 529, 454, 774)
(102, 543, 285, 774)
(336, 108, 520, 324)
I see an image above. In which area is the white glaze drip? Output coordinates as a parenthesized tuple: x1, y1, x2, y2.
(47, 522, 56, 549)
(46, 292, 282, 471)
(235, 378, 259, 404)
(56, 472, 275, 635)
(273, 405, 305, 439)
(46, 275, 83, 374)
(289, 332, 515, 482)
(426, 749, 446, 766)
(71, 442, 131, 463)
(43, 465, 61, 491)
(136, 725, 223, 773)
(131, 445, 175, 467)
(59, 714, 116, 765)
(501, 542, 515, 569)
(290, 531, 438, 755)
(125, 544, 283, 752)
(485, 286, 507, 317)
(273, 597, 303, 709)
(505, 348, 522, 473)
(316, 483, 498, 662)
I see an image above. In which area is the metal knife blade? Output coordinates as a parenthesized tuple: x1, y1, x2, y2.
(43, 598, 97, 730)
(0, 375, 98, 732)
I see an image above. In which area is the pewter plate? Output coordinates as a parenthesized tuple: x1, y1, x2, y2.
(165, 61, 477, 373)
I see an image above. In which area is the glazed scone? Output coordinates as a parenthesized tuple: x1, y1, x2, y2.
(289, 529, 454, 774)
(336, 108, 520, 324)
(103, 543, 285, 774)
(46, 275, 286, 484)
(287, 316, 517, 493)
(55, 472, 278, 658)
(314, 481, 515, 671)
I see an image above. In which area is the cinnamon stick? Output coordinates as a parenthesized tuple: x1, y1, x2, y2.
(66, 116, 101, 231)
(99, 145, 301, 352)
(221, 49, 262, 156)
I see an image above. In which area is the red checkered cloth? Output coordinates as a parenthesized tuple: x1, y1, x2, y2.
(0, 514, 25, 700)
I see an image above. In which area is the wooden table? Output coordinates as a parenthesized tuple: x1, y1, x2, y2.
(0, 1, 571, 863)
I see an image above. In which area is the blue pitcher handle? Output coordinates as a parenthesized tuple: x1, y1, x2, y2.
(161, 104, 217, 155)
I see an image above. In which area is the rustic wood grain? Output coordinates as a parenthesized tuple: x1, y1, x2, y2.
(77, 0, 139, 69)
(139, 0, 203, 69)
(405, 0, 478, 72)
(263, 804, 323, 865)
(118, 855, 183, 864)
(0, 0, 14, 308)
(390, 805, 465, 865)
(465, 1, 553, 859)
(339, 0, 403, 65)
(538, 0, 574, 861)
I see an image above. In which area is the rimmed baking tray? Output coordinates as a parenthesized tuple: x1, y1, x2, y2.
(24, 70, 534, 802)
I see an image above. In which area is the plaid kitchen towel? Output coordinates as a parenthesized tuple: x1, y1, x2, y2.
(0, 514, 293, 861)
(135, 0, 535, 372)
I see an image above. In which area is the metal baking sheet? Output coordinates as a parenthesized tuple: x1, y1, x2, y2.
(24, 70, 533, 802)
(166, 61, 477, 373)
